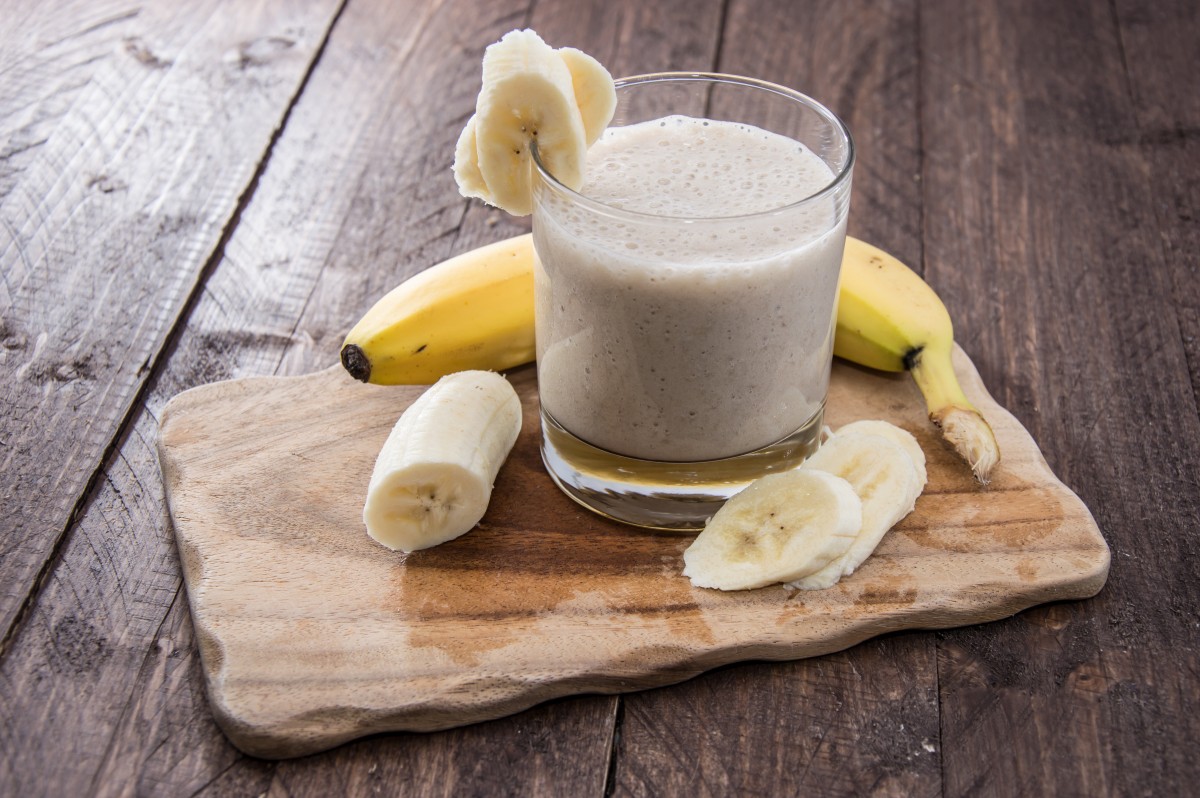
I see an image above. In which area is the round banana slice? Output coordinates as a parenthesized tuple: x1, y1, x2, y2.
(682, 469, 862, 591)
(835, 419, 927, 486)
(363, 370, 521, 552)
(453, 116, 489, 201)
(472, 29, 588, 216)
(789, 432, 923, 590)
(558, 47, 617, 145)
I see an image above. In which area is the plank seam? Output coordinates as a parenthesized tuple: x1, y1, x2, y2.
(84, 582, 185, 795)
(185, 757, 249, 798)
(273, 0, 468, 377)
(1107, 0, 1140, 135)
(914, 0, 927, 283)
(0, 0, 353, 664)
(913, 3, 948, 796)
(602, 698, 625, 798)
(711, 0, 732, 74)
(701, 0, 733, 118)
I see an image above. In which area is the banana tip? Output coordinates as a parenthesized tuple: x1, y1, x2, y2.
(340, 344, 371, 383)
(934, 406, 1000, 484)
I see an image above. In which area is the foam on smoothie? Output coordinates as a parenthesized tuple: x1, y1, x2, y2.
(582, 115, 833, 218)
(534, 116, 847, 462)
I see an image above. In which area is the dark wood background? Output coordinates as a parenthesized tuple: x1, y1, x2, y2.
(1, 0, 1196, 795)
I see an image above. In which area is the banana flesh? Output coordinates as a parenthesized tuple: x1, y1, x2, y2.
(453, 29, 616, 216)
(340, 235, 535, 385)
(835, 419, 927, 486)
(835, 237, 999, 482)
(682, 468, 862, 591)
(363, 370, 521, 552)
(682, 421, 925, 592)
(340, 233, 999, 483)
(789, 429, 925, 590)
(557, 47, 618, 144)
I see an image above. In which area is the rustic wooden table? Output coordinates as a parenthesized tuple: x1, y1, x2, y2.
(2, 0, 1196, 795)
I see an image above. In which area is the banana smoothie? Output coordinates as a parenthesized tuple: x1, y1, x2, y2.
(534, 114, 848, 463)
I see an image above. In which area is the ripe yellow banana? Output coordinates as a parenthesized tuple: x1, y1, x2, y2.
(834, 237, 999, 483)
(340, 234, 1000, 482)
(339, 235, 534, 385)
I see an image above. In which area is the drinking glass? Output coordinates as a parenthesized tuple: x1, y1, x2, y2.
(531, 73, 854, 530)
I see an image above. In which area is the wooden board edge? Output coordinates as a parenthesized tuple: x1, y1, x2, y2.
(950, 343, 1111, 574)
(213, 556, 1110, 759)
(158, 351, 1113, 759)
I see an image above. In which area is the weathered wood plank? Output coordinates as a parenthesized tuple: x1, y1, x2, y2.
(920, 1, 1200, 795)
(608, 2, 939, 795)
(1114, 0, 1200, 416)
(1, 0, 623, 794)
(4, 0, 1195, 795)
(0, 0, 142, 203)
(0, 0, 345, 646)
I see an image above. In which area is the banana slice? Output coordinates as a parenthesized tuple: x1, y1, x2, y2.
(454, 30, 617, 216)
(472, 29, 588, 216)
(789, 431, 923, 590)
(835, 419, 927, 485)
(453, 116, 488, 201)
(558, 47, 616, 145)
(682, 469, 862, 591)
(363, 370, 521, 552)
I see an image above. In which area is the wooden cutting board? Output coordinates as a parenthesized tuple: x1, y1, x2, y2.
(157, 347, 1109, 759)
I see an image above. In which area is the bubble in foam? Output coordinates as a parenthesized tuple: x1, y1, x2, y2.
(580, 115, 834, 219)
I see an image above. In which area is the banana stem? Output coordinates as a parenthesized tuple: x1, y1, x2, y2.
(341, 345, 371, 383)
(910, 347, 1000, 484)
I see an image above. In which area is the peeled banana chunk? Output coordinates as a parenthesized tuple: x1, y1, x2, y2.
(453, 29, 616, 216)
(834, 419, 927, 486)
(363, 370, 521, 553)
(682, 468, 862, 591)
(789, 429, 924, 590)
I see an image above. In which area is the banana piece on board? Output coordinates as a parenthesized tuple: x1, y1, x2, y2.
(682, 469, 862, 591)
(835, 419, 927, 486)
(789, 431, 924, 590)
(454, 29, 616, 216)
(363, 371, 522, 553)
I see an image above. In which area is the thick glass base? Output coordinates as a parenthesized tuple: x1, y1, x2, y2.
(539, 406, 825, 531)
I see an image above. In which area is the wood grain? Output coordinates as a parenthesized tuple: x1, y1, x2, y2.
(0, 0, 718, 793)
(1, 0, 1197, 794)
(0, 0, 344, 646)
(920, 1, 1200, 795)
(0, 0, 140, 204)
(1115, 0, 1200, 412)
(157, 350, 1108, 759)
(608, 2, 941, 795)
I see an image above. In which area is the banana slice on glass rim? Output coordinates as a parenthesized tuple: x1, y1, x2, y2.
(453, 29, 616, 216)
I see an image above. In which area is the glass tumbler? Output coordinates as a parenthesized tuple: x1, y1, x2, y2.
(531, 73, 854, 530)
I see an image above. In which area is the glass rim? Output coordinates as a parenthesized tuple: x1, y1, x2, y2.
(531, 71, 855, 224)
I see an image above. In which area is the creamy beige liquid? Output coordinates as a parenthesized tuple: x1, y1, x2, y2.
(534, 115, 847, 462)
